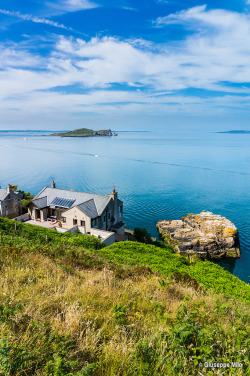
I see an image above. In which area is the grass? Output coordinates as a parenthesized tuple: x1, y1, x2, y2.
(0, 218, 249, 375)
(100, 242, 250, 305)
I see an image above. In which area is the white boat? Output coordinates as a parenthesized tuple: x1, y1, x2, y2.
(24, 137, 29, 140)
(113, 132, 118, 136)
(94, 154, 98, 157)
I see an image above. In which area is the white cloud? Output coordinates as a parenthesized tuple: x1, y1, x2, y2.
(0, 9, 83, 34)
(53, 31, 250, 92)
(0, 44, 41, 69)
(155, 5, 250, 30)
(46, 0, 98, 14)
(2, 5, 250, 123)
(1, 88, 248, 116)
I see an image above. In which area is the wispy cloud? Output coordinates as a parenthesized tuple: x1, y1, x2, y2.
(154, 5, 248, 28)
(0, 43, 41, 69)
(1, 5, 250, 124)
(46, 0, 98, 15)
(123, 7, 137, 11)
(0, 9, 83, 34)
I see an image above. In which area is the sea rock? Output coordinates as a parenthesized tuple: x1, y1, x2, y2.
(157, 211, 241, 259)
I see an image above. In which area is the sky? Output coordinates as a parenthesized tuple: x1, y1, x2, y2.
(1, 0, 250, 131)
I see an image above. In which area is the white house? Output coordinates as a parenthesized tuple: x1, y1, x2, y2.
(25, 181, 125, 245)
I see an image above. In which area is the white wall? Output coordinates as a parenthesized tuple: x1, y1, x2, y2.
(62, 207, 91, 232)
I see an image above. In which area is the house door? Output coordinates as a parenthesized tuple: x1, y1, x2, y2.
(36, 209, 40, 219)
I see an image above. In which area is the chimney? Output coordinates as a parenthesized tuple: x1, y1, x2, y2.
(7, 184, 11, 194)
(51, 180, 56, 189)
(110, 188, 118, 222)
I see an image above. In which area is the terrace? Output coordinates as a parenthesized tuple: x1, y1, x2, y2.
(15, 214, 115, 244)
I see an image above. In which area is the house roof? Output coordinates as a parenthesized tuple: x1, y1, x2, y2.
(0, 189, 20, 201)
(33, 196, 48, 209)
(0, 189, 8, 201)
(31, 187, 111, 216)
(77, 199, 99, 219)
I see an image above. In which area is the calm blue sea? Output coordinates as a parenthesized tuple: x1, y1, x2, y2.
(0, 130, 250, 283)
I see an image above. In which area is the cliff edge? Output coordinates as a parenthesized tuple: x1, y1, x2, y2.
(157, 211, 241, 259)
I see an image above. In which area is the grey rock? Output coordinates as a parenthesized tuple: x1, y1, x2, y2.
(157, 211, 241, 259)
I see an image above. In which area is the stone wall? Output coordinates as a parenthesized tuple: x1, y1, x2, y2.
(1, 197, 22, 219)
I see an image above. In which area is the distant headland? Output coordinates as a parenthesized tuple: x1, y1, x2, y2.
(51, 128, 113, 137)
(216, 130, 250, 134)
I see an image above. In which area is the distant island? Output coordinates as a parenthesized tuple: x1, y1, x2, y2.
(51, 128, 113, 137)
(217, 130, 250, 134)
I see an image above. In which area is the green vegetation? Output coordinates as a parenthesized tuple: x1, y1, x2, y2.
(51, 128, 112, 137)
(0, 217, 249, 375)
(0, 217, 104, 250)
(133, 227, 169, 248)
(133, 227, 152, 243)
(101, 242, 250, 305)
(17, 190, 35, 214)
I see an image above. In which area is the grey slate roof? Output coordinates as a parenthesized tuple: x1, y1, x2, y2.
(0, 189, 20, 201)
(33, 196, 47, 209)
(32, 187, 111, 216)
(77, 199, 99, 219)
(0, 189, 8, 201)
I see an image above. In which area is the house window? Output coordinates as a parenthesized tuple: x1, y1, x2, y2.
(62, 217, 66, 223)
(73, 219, 77, 225)
(92, 218, 97, 227)
(119, 206, 123, 217)
(103, 214, 107, 223)
(108, 213, 111, 220)
(80, 220, 85, 227)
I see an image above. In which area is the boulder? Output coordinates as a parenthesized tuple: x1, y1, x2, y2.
(157, 211, 240, 259)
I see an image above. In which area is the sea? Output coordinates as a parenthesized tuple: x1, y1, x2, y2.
(0, 129, 249, 284)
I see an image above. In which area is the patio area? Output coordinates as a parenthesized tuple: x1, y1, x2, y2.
(25, 219, 58, 229)
(25, 219, 73, 232)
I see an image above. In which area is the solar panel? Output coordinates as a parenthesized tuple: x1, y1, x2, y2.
(50, 197, 75, 208)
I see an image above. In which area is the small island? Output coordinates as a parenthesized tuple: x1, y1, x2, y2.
(217, 130, 250, 134)
(51, 128, 113, 137)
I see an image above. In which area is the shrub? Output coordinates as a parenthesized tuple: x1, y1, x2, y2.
(133, 227, 152, 244)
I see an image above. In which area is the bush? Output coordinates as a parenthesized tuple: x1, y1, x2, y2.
(133, 227, 152, 244)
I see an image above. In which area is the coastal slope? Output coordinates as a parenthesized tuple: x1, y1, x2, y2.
(0, 217, 249, 375)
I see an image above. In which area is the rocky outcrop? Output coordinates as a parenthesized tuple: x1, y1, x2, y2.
(157, 211, 240, 259)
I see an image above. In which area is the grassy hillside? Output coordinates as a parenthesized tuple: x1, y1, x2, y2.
(0, 218, 249, 375)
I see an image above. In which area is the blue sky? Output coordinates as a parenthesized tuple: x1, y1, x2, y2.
(1, 0, 250, 130)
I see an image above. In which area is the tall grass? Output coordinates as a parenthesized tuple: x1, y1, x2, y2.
(0, 218, 249, 375)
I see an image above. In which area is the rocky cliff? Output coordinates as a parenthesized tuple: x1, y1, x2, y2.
(157, 211, 240, 259)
